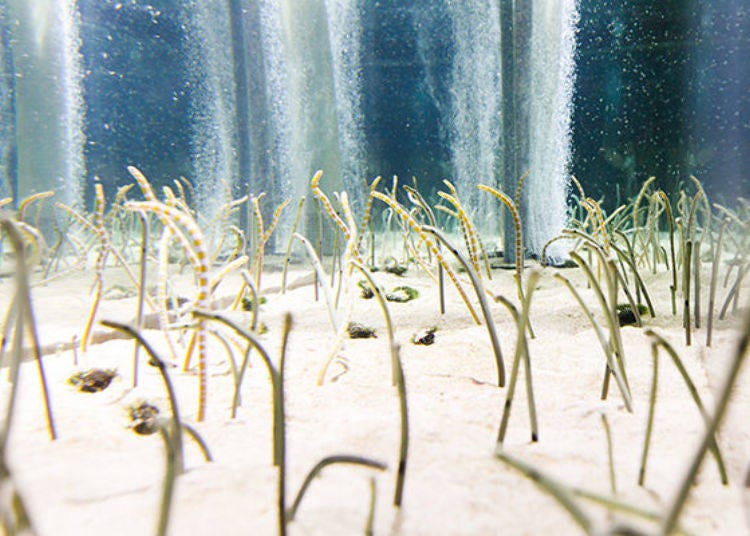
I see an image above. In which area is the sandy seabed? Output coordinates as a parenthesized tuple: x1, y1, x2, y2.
(0, 256, 748, 536)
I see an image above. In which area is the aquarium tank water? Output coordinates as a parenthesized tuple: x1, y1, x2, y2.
(0, 0, 746, 259)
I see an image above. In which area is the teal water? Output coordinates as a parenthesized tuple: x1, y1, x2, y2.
(0, 0, 746, 253)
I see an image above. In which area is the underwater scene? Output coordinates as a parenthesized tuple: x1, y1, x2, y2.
(0, 1, 747, 534)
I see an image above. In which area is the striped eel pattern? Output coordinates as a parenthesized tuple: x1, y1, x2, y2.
(310, 170, 364, 264)
(311, 171, 349, 238)
(17, 191, 54, 222)
(442, 179, 492, 279)
(127, 199, 211, 421)
(128, 199, 210, 420)
(355, 175, 383, 255)
(81, 184, 110, 353)
(478, 184, 524, 301)
(371, 190, 480, 324)
(438, 188, 481, 275)
(250, 193, 289, 289)
(127, 166, 210, 421)
(581, 197, 610, 253)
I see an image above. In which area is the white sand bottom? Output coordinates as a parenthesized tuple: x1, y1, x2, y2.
(0, 259, 747, 535)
